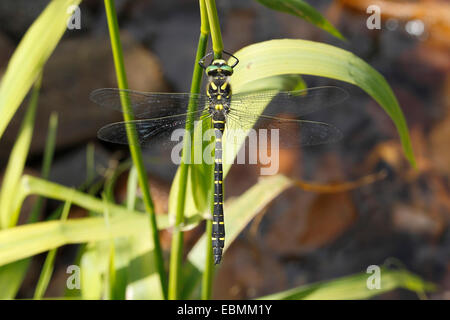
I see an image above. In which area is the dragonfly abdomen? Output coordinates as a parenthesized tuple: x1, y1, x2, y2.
(212, 116, 225, 265)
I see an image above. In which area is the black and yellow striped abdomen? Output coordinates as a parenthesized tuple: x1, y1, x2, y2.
(212, 116, 225, 264)
(208, 77, 230, 265)
(204, 64, 232, 265)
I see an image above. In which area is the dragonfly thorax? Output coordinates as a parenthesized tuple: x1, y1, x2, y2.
(207, 77, 231, 119)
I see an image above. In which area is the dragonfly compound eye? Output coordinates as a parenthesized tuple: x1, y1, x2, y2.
(220, 65, 233, 76)
(206, 65, 219, 76)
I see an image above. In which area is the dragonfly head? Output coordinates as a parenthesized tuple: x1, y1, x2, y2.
(206, 59, 234, 77)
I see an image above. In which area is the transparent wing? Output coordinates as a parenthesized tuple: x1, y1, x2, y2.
(223, 86, 346, 149)
(90, 88, 209, 119)
(224, 113, 342, 149)
(230, 85, 348, 118)
(97, 110, 211, 149)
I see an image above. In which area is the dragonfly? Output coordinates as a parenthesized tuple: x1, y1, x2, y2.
(90, 51, 348, 265)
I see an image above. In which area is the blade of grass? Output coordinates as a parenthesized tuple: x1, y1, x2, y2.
(205, 0, 223, 58)
(0, 0, 81, 139)
(85, 143, 96, 187)
(33, 199, 72, 299)
(257, 268, 434, 300)
(125, 231, 164, 299)
(66, 145, 98, 299)
(229, 39, 415, 167)
(0, 203, 165, 267)
(101, 192, 130, 300)
(40, 113, 58, 184)
(80, 243, 103, 299)
(0, 74, 42, 229)
(197, 0, 224, 300)
(0, 194, 169, 299)
(0, 260, 30, 299)
(29, 112, 58, 223)
(102, 194, 116, 299)
(126, 166, 138, 210)
(0, 77, 44, 298)
(255, 0, 345, 40)
(0, 175, 205, 267)
(0, 113, 61, 299)
(167, 0, 210, 300)
(201, 194, 214, 300)
(103, 0, 167, 298)
(201, 96, 215, 300)
(64, 241, 85, 299)
(16, 176, 157, 224)
(103, 160, 132, 203)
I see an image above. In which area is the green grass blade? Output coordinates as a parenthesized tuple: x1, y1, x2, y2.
(168, 33, 209, 301)
(33, 200, 72, 299)
(106, 240, 129, 300)
(205, 0, 223, 57)
(101, 193, 129, 300)
(33, 249, 57, 300)
(0, 206, 168, 267)
(229, 39, 415, 168)
(79, 234, 134, 299)
(0, 175, 204, 269)
(0, 259, 30, 299)
(80, 243, 103, 299)
(255, 0, 345, 40)
(0, 0, 81, 139)
(103, 0, 167, 298)
(126, 166, 138, 210)
(40, 112, 58, 182)
(104, 160, 132, 203)
(0, 75, 42, 229)
(0, 201, 167, 299)
(29, 112, 58, 223)
(85, 143, 96, 187)
(0, 110, 57, 299)
(201, 158, 215, 300)
(103, 194, 116, 300)
(125, 232, 165, 299)
(64, 243, 85, 298)
(257, 268, 435, 300)
(167, 0, 210, 299)
(201, 215, 214, 299)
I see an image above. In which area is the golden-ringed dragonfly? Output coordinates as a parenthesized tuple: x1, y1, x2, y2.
(90, 51, 348, 265)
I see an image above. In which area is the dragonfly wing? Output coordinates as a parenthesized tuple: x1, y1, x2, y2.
(90, 88, 209, 119)
(224, 114, 342, 149)
(98, 111, 211, 149)
(258, 116, 342, 147)
(231, 85, 348, 118)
